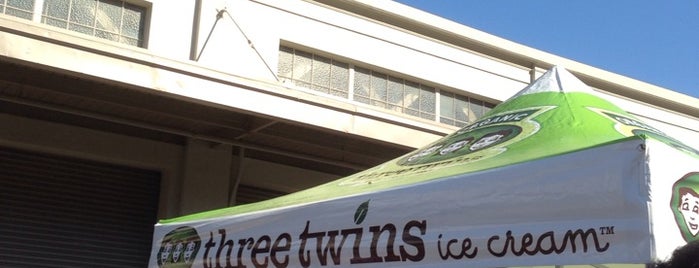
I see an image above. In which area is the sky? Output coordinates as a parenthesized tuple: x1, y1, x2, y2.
(394, 0, 699, 99)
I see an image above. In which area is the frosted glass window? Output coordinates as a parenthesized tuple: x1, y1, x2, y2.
(70, 0, 95, 25)
(370, 72, 388, 108)
(483, 102, 495, 116)
(353, 67, 371, 104)
(387, 77, 404, 112)
(42, 0, 68, 27)
(291, 50, 312, 84)
(1, 0, 34, 20)
(277, 47, 294, 79)
(440, 92, 473, 127)
(470, 98, 484, 120)
(311, 55, 331, 93)
(351, 67, 437, 120)
(121, 3, 143, 42)
(41, 0, 146, 47)
(404, 81, 420, 117)
(440, 92, 455, 125)
(95, 0, 121, 41)
(419, 85, 435, 120)
(455, 94, 471, 125)
(468, 96, 493, 124)
(277, 46, 495, 125)
(329, 61, 349, 97)
(277, 46, 350, 98)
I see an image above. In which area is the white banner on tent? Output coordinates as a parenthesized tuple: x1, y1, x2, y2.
(149, 139, 653, 268)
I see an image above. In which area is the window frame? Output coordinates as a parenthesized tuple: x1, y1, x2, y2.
(278, 45, 498, 127)
(1, 0, 150, 48)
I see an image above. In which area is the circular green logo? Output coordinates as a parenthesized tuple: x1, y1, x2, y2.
(398, 125, 522, 166)
(157, 226, 201, 268)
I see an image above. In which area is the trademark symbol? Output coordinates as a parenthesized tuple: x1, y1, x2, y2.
(599, 226, 615, 235)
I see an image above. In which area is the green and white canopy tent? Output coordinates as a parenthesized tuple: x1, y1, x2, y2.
(148, 67, 699, 268)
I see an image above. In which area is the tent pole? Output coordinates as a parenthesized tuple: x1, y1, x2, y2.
(228, 147, 245, 206)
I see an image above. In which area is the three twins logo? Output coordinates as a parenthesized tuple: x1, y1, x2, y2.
(588, 108, 699, 157)
(671, 172, 699, 242)
(339, 107, 550, 186)
(397, 107, 549, 166)
(157, 226, 202, 268)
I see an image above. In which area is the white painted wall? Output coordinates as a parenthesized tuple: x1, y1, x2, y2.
(145, 0, 196, 60)
(193, 0, 530, 101)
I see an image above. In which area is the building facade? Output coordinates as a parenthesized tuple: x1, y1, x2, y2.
(1, 0, 698, 266)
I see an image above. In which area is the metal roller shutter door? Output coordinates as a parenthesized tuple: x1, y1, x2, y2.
(0, 147, 160, 267)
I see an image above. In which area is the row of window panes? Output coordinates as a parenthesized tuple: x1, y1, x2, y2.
(440, 91, 495, 127)
(278, 46, 496, 127)
(353, 66, 436, 121)
(1, 0, 145, 47)
(278, 46, 350, 98)
(0, 0, 34, 19)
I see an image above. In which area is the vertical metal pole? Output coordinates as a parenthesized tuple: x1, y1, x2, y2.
(228, 147, 245, 206)
(529, 63, 537, 83)
(190, 0, 203, 61)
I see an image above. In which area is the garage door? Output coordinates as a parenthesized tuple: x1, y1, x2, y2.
(0, 147, 161, 267)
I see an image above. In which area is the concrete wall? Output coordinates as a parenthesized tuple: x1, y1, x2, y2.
(179, 138, 233, 215)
